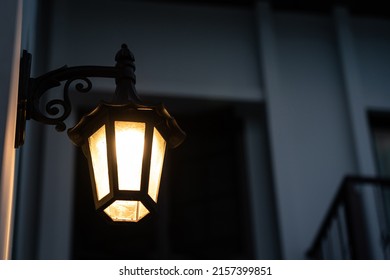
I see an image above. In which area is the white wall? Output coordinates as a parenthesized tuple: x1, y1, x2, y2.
(49, 0, 262, 102)
(34, 0, 268, 259)
(13, 0, 390, 259)
(257, 3, 390, 259)
(257, 3, 357, 259)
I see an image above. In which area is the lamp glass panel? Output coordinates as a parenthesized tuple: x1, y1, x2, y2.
(104, 200, 149, 222)
(88, 125, 110, 201)
(148, 128, 166, 202)
(115, 121, 145, 191)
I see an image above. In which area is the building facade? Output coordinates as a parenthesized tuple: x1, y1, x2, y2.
(1, 0, 390, 259)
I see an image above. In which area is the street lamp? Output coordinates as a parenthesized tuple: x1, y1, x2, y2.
(15, 44, 185, 222)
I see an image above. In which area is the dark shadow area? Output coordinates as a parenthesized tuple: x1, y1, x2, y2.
(143, 0, 390, 18)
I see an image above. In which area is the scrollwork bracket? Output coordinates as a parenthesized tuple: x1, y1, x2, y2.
(15, 44, 138, 148)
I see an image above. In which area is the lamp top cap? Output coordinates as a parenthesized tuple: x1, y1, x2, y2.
(115, 44, 135, 63)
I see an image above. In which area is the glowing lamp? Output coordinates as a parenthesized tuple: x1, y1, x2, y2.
(15, 44, 185, 222)
(68, 102, 184, 222)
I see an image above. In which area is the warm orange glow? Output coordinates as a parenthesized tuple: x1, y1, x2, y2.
(104, 200, 149, 222)
(89, 125, 110, 201)
(115, 121, 145, 191)
(148, 128, 166, 202)
(89, 121, 167, 222)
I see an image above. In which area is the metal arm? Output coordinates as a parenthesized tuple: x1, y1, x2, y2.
(15, 44, 140, 148)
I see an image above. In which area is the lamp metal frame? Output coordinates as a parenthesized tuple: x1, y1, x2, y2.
(15, 44, 186, 222)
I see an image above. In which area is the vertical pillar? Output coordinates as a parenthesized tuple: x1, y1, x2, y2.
(333, 7, 383, 259)
(0, 0, 23, 260)
(255, 1, 286, 258)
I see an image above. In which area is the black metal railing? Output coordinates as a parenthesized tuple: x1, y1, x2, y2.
(307, 176, 390, 259)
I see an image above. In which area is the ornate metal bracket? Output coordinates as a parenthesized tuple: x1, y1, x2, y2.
(15, 44, 140, 148)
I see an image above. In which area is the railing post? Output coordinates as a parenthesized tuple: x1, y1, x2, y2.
(343, 179, 372, 259)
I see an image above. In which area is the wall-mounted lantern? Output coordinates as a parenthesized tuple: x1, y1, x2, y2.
(15, 44, 185, 222)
